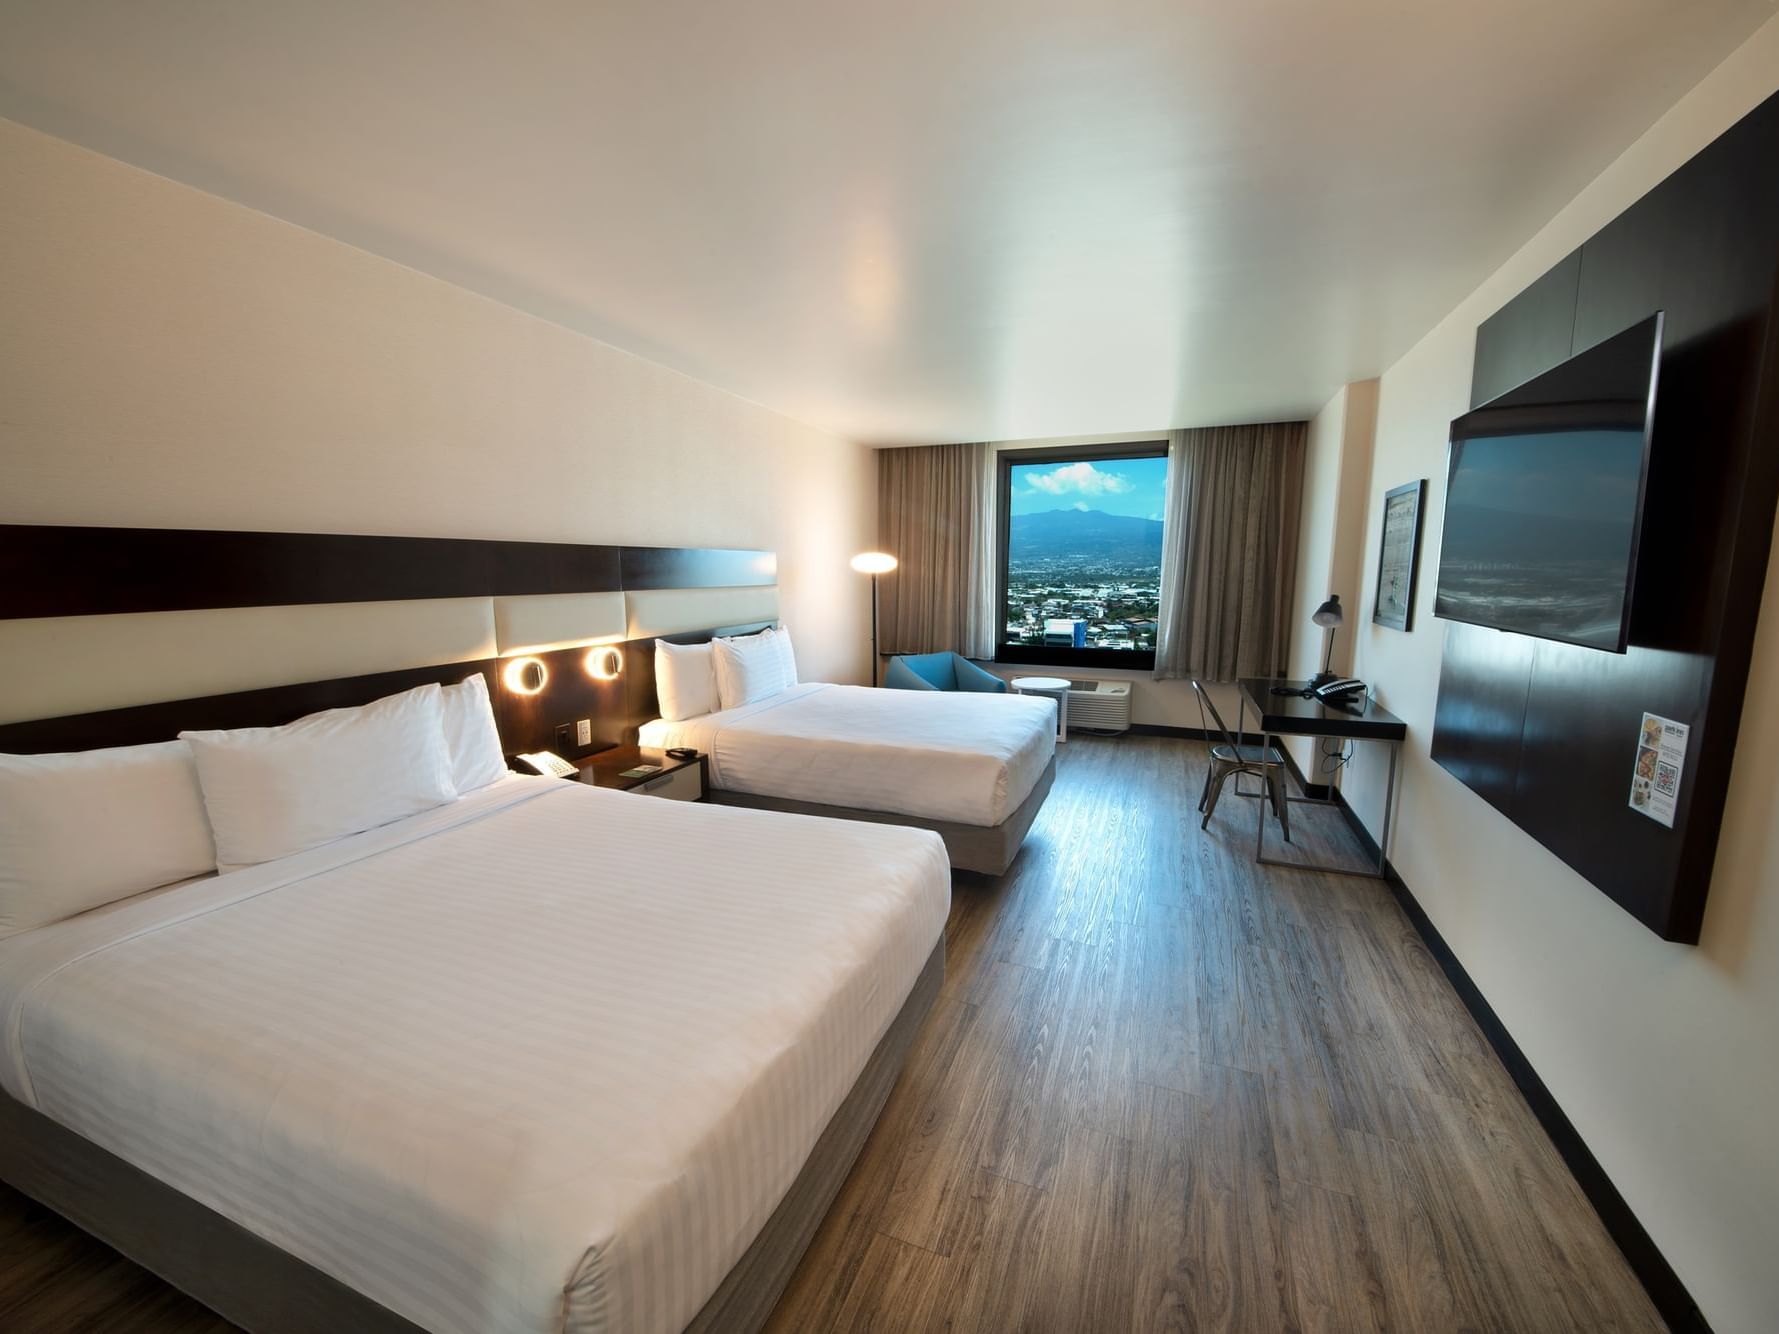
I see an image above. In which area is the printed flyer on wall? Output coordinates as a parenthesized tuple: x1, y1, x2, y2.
(1628, 711, 1688, 828)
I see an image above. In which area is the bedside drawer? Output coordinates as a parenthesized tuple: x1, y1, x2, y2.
(632, 764, 703, 801)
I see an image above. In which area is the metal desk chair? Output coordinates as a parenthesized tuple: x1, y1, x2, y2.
(1192, 680, 1291, 842)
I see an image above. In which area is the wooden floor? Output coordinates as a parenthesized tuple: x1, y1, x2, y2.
(764, 735, 1663, 1334)
(0, 736, 1662, 1333)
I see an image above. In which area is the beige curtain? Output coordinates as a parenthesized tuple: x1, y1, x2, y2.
(1154, 422, 1307, 680)
(877, 442, 995, 658)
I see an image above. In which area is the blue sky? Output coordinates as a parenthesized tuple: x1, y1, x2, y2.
(1008, 455, 1169, 522)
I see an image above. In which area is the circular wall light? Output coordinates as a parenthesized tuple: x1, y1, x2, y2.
(584, 646, 623, 681)
(502, 656, 548, 695)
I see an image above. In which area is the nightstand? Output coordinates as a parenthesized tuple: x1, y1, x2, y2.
(573, 745, 706, 801)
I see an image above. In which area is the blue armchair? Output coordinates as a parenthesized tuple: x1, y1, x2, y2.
(884, 652, 1008, 693)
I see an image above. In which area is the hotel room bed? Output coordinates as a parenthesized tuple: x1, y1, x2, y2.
(0, 774, 950, 1334)
(638, 682, 1058, 874)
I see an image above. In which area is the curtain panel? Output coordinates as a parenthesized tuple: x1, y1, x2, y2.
(1155, 421, 1308, 681)
(876, 442, 995, 659)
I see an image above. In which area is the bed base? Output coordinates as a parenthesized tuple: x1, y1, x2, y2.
(706, 755, 1056, 876)
(0, 937, 945, 1334)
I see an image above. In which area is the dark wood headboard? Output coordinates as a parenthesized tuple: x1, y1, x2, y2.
(0, 525, 776, 757)
(0, 525, 773, 620)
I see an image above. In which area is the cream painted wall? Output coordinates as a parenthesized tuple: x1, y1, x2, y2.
(0, 119, 877, 685)
(1341, 18, 1779, 1332)
(1284, 380, 1377, 772)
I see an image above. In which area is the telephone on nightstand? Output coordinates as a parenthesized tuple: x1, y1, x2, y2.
(516, 751, 577, 779)
(1312, 677, 1367, 704)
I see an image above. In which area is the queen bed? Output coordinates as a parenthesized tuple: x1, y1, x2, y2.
(0, 772, 949, 1334)
(641, 644, 1058, 874)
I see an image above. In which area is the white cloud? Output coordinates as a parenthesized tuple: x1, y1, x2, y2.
(1025, 461, 1133, 498)
(1072, 501, 1090, 511)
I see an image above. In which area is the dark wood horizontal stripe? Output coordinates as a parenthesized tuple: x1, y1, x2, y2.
(0, 526, 629, 619)
(619, 546, 777, 590)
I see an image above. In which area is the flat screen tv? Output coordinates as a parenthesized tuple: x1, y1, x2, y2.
(1433, 311, 1662, 653)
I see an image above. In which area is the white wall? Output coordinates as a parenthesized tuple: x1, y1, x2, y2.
(1284, 380, 1378, 772)
(0, 119, 877, 685)
(1341, 19, 1779, 1332)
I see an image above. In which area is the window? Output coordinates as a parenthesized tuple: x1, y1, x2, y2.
(995, 443, 1169, 669)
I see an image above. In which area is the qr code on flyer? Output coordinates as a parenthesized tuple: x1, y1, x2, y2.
(1655, 761, 1680, 798)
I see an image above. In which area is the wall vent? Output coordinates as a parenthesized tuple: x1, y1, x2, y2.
(1065, 679, 1132, 733)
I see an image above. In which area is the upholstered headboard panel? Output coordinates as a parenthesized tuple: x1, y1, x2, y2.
(0, 599, 500, 724)
(625, 586, 781, 640)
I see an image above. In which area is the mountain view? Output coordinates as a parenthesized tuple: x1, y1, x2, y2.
(1008, 508, 1164, 569)
(1003, 508, 1165, 653)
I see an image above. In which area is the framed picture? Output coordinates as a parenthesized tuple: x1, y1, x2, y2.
(1373, 479, 1426, 631)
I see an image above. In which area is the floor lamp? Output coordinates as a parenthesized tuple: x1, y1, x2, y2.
(851, 551, 898, 686)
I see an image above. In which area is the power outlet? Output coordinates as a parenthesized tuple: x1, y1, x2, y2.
(575, 718, 592, 747)
(555, 723, 573, 752)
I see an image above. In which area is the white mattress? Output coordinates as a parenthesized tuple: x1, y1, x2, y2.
(639, 683, 1057, 827)
(0, 776, 950, 1334)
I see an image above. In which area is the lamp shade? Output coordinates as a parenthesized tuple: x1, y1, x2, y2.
(1312, 594, 1343, 628)
(850, 551, 898, 574)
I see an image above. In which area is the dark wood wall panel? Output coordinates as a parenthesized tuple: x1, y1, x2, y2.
(0, 527, 626, 619)
(1430, 90, 1779, 941)
(0, 528, 784, 620)
(1470, 251, 1583, 402)
(1428, 629, 1535, 816)
(495, 645, 627, 758)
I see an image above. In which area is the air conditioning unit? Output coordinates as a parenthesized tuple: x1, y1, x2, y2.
(1065, 679, 1132, 733)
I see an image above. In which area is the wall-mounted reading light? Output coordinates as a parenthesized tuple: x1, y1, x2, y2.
(584, 646, 623, 681)
(502, 656, 549, 695)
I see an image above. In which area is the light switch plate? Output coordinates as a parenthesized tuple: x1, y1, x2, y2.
(576, 718, 592, 747)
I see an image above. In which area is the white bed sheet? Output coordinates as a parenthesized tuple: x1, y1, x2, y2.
(639, 682, 1056, 827)
(0, 776, 950, 1334)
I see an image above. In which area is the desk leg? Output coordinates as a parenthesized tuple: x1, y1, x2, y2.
(1255, 746, 1267, 863)
(1375, 738, 1398, 876)
(1253, 733, 1398, 881)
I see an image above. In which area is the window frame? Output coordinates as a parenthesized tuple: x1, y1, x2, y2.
(994, 441, 1169, 671)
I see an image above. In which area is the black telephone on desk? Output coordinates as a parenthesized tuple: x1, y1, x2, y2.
(1312, 677, 1367, 704)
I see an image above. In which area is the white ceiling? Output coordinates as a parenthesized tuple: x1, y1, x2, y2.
(1, 1, 1771, 443)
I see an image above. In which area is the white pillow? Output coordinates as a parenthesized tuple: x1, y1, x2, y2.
(0, 741, 218, 939)
(440, 673, 508, 793)
(181, 684, 458, 871)
(656, 639, 719, 721)
(771, 625, 798, 689)
(712, 629, 789, 710)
